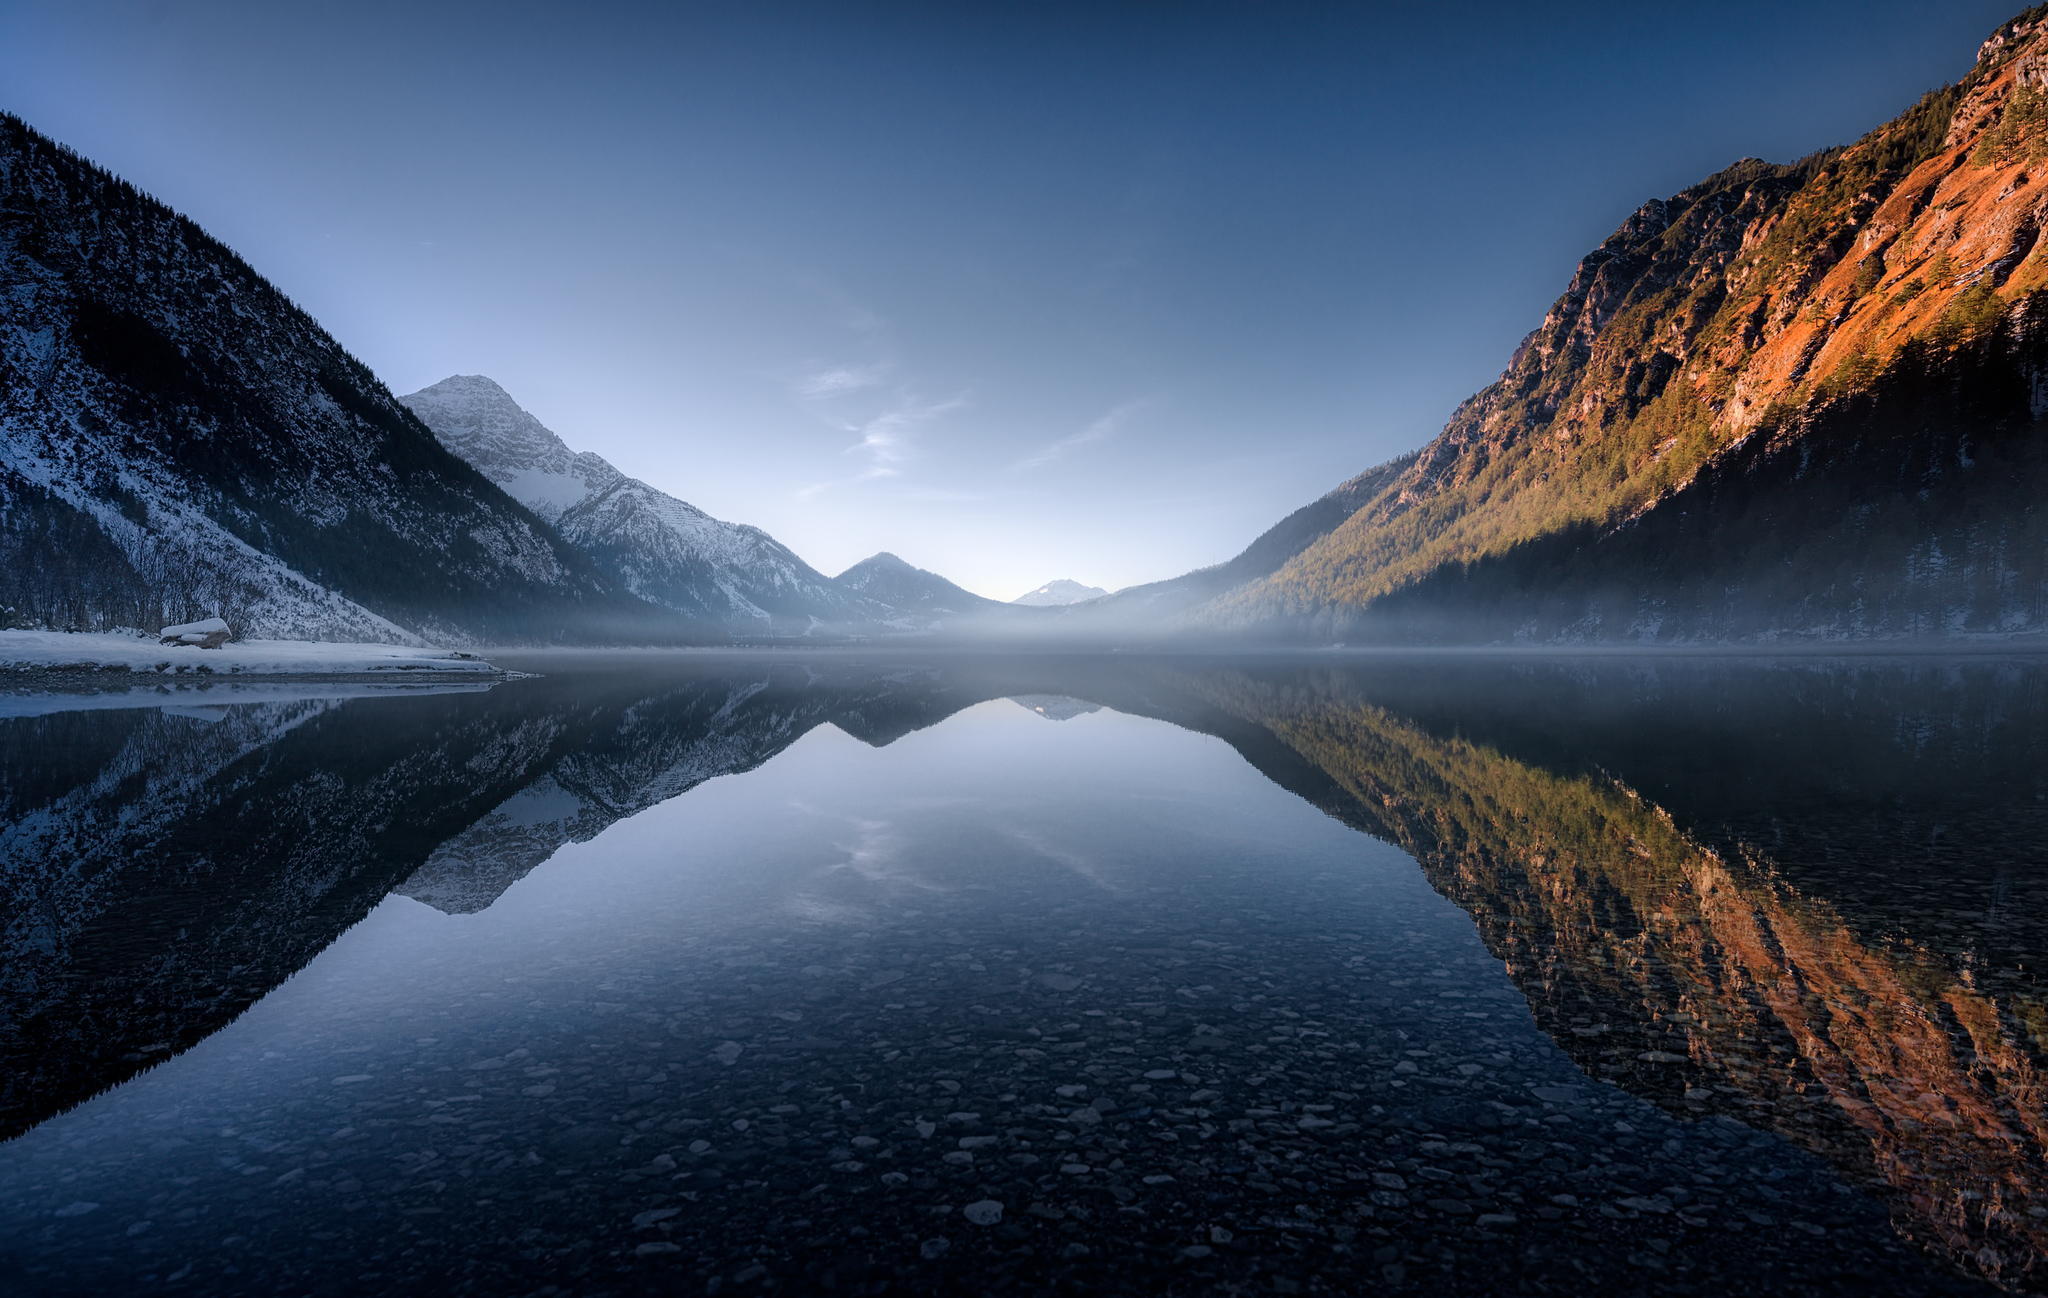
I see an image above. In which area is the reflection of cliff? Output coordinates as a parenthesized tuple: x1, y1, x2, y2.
(0, 690, 572, 1140)
(1146, 664, 2048, 1293)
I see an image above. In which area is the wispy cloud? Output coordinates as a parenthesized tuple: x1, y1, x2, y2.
(781, 294, 971, 497)
(796, 390, 968, 499)
(794, 363, 888, 399)
(847, 393, 968, 477)
(1011, 397, 1157, 472)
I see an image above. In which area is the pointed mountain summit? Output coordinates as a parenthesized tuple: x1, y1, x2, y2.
(1011, 579, 1108, 607)
(402, 376, 883, 633)
(836, 552, 1010, 618)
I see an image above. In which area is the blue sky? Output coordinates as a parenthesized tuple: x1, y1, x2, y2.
(2, 0, 2028, 597)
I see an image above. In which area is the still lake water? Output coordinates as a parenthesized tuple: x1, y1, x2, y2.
(0, 653, 2042, 1296)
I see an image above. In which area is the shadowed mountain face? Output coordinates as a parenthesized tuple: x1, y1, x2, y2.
(0, 118, 670, 644)
(1, 655, 2041, 1292)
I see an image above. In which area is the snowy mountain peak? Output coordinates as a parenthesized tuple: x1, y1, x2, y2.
(1012, 579, 1109, 607)
(401, 377, 876, 630)
(402, 375, 605, 523)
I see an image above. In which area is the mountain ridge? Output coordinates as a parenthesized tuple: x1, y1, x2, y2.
(835, 551, 1014, 620)
(400, 375, 886, 634)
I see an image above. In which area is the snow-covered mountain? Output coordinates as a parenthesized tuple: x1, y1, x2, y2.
(402, 376, 886, 634)
(1011, 579, 1108, 607)
(0, 115, 667, 644)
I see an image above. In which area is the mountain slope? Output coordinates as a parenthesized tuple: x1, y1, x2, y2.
(0, 116, 661, 643)
(835, 551, 1014, 620)
(400, 375, 881, 634)
(1011, 579, 1107, 607)
(1204, 9, 2048, 643)
(1071, 459, 1406, 628)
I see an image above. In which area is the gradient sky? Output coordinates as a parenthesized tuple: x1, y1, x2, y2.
(2, 1, 2029, 598)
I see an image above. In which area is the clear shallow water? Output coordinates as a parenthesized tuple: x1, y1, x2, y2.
(0, 653, 2042, 1296)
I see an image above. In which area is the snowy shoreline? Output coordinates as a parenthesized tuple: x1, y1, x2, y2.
(0, 630, 508, 678)
(0, 679, 499, 720)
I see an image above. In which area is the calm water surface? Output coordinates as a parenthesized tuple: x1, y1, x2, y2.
(0, 653, 2041, 1296)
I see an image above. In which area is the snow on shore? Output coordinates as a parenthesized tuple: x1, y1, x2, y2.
(0, 630, 504, 677)
(0, 680, 497, 720)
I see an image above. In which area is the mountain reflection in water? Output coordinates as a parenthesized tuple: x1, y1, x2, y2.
(0, 653, 2041, 1297)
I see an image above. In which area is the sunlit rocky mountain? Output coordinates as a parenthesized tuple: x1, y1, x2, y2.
(1113, 11, 2048, 644)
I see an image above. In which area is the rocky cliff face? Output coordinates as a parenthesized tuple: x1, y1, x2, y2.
(0, 117, 662, 643)
(1212, 8, 2048, 643)
(401, 376, 881, 634)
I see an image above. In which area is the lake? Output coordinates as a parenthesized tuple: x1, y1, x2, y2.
(0, 652, 2041, 1296)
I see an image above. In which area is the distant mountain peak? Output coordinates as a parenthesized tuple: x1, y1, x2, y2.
(837, 552, 1007, 617)
(420, 373, 511, 396)
(402, 375, 607, 523)
(845, 551, 913, 573)
(1012, 578, 1108, 607)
